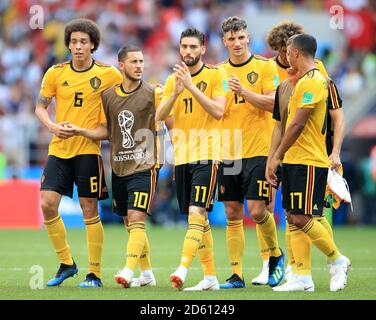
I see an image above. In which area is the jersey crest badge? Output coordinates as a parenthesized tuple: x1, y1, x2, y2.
(196, 81, 207, 92)
(90, 77, 102, 91)
(247, 72, 258, 84)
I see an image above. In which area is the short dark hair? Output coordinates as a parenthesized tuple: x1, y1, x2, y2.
(64, 18, 101, 53)
(266, 21, 304, 51)
(287, 34, 317, 58)
(117, 45, 142, 62)
(180, 28, 205, 46)
(221, 16, 247, 35)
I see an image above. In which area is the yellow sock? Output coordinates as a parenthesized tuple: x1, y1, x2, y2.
(140, 233, 152, 271)
(125, 221, 147, 271)
(285, 221, 295, 266)
(300, 218, 340, 262)
(256, 211, 281, 257)
(289, 225, 312, 275)
(180, 214, 205, 269)
(226, 219, 244, 277)
(84, 216, 104, 278)
(315, 216, 333, 239)
(125, 225, 152, 271)
(256, 223, 270, 263)
(44, 214, 73, 265)
(198, 219, 216, 276)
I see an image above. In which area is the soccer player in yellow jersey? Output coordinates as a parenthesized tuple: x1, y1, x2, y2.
(267, 34, 350, 292)
(35, 19, 122, 287)
(216, 16, 284, 289)
(265, 21, 347, 285)
(156, 28, 227, 291)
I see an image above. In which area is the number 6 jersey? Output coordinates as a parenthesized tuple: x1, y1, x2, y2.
(40, 60, 122, 158)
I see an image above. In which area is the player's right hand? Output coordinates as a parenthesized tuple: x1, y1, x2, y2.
(265, 157, 279, 187)
(52, 121, 75, 139)
(173, 77, 184, 95)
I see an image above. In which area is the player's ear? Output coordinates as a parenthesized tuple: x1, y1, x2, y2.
(201, 45, 206, 55)
(222, 37, 227, 47)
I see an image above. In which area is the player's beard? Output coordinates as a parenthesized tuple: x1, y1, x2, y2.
(124, 70, 142, 82)
(183, 54, 200, 67)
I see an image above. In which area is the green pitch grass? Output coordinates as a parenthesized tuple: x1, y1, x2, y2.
(0, 225, 375, 300)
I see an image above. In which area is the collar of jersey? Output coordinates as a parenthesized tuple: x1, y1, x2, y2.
(275, 56, 289, 69)
(191, 63, 205, 77)
(300, 67, 319, 79)
(69, 59, 95, 73)
(118, 81, 143, 96)
(228, 54, 254, 67)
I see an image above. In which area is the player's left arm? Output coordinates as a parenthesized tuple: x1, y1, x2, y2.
(328, 106, 345, 172)
(67, 123, 109, 140)
(272, 107, 312, 164)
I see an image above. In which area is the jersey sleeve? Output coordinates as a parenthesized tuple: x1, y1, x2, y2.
(109, 66, 123, 86)
(39, 67, 56, 98)
(212, 66, 229, 98)
(154, 86, 163, 109)
(295, 78, 326, 109)
(162, 75, 174, 101)
(161, 75, 175, 116)
(315, 60, 328, 77)
(327, 79, 342, 110)
(99, 100, 107, 125)
(261, 60, 279, 93)
(99, 93, 108, 125)
(272, 86, 281, 121)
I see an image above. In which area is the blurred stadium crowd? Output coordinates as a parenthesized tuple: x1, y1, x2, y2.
(0, 0, 375, 225)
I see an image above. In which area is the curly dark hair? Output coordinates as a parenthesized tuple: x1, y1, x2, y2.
(266, 21, 304, 51)
(64, 18, 101, 53)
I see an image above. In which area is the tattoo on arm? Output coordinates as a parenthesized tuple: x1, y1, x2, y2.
(37, 94, 52, 107)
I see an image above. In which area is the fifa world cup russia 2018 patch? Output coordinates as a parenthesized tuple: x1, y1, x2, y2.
(302, 92, 314, 104)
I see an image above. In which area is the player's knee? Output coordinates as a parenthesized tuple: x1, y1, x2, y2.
(188, 206, 206, 216)
(127, 210, 146, 224)
(40, 198, 59, 219)
(285, 213, 293, 225)
(224, 202, 243, 220)
(248, 201, 266, 222)
(80, 199, 98, 219)
(250, 209, 265, 222)
(290, 214, 311, 229)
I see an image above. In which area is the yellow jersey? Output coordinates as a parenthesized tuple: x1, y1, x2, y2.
(221, 54, 279, 160)
(162, 64, 228, 166)
(284, 68, 330, 168)
(40, 60, 123, 158)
